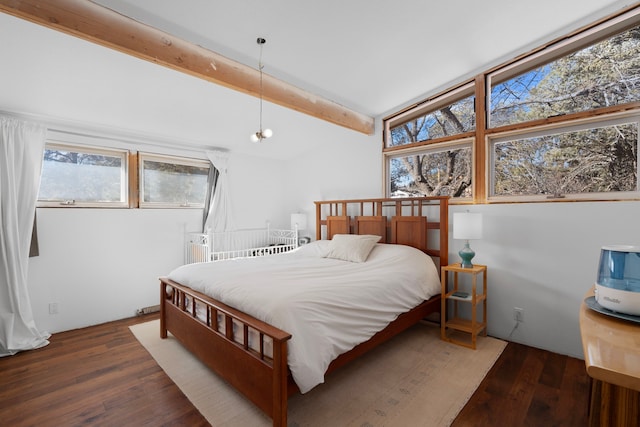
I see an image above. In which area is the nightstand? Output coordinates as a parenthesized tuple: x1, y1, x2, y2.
(440, 263, 487, 349)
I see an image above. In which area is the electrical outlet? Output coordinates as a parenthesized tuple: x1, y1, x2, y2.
(49, 303, 59, 315)
(514, 307, 524, 323)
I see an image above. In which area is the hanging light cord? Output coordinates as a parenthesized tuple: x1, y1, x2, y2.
(258, 37, 265, 134)
(250, 37, 272, 142)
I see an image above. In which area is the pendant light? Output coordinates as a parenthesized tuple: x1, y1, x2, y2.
(250, 37, 273, 143)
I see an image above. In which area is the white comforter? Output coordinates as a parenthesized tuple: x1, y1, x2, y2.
(167, 240, 440, 393)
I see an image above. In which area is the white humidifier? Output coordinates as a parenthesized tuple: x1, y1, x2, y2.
(595, 245, 640, 316)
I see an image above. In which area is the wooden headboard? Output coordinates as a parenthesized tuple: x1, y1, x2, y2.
(314, 197, 449, 268)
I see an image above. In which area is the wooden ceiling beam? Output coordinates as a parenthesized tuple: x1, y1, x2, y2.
(0, 0, 375, 135)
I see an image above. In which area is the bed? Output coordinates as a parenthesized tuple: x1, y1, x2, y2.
(159, 196, 449, 426)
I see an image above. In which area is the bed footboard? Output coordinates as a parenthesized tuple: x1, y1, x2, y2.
(159, 277, 292, 426)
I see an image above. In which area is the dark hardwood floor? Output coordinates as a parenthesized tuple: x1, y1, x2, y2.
(0, 313, 208, 426)
(452, 341, 590, 426)
(0, 313, 590, 426)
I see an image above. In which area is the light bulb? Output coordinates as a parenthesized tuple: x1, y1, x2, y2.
(262, 128, 273, 138)
(250, 132, 260, 143)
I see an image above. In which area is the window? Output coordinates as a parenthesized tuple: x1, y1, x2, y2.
(490, 114, 639, 200)
(489, 25, 640, 128)
(384, 83, 476, 199)
(383, 6, 640, 203)
(38, 143, 128, 207)
(386, 83, 475, 148)
(38, 142, 211, 208)
(139, 153, 210, 208)
(386, 140, 473, 198)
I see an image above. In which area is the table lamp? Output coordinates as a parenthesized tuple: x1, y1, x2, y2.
(453, 211, 483, 268)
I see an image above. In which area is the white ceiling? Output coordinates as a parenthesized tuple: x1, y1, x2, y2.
(0, 0, 635, 159)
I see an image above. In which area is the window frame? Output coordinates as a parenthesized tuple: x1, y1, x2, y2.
(383, 138, 475, 200)
(384, 82, 476, 148)
(138, 152, 211, 209)
(37, 141, 130, 208)
(487, 111, 640, 203)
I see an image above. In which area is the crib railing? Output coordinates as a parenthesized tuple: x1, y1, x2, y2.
(184, 226, 298, 264)
(212, 226, 298, 261)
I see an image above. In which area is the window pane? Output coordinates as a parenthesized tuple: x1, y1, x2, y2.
(492, 121, 638, 197)
(142, 159, 209, 206)
(39, 147, 126, 204)
(490, 26, 640, 127)
(389, 95, 475, 147)
(389, 145, 472, 197)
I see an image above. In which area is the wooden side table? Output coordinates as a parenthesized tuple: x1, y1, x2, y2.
(440, 263, 487, 349)
(579, 287, 640, 426)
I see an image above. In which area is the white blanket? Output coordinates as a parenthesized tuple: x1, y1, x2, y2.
(167, 240, 440, 393)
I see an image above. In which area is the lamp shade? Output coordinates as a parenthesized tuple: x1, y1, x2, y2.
(290, 213, 307, 231)
(453, 212, 483, 240)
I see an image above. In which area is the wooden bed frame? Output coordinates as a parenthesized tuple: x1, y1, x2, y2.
(159, 196, 449, 426)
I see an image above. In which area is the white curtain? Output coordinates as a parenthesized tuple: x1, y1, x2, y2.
(0, 116, 50, 356)
(204, 150, 236, 233)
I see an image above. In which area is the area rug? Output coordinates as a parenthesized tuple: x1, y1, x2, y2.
(130, 320, 506, 426)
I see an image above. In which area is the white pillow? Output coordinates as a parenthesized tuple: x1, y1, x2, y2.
(325, 234, 382, 263)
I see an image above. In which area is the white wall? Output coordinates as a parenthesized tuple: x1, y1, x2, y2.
(28, 208, 200, 333)
(225, 153, 289, 229)
(455, 201, 640, 358)
(27, 151, 289, 333)
(284, 130, 383, 238)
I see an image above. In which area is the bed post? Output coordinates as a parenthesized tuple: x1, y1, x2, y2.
(271, 339, 288, 427)
(159, 280, 168, 339)
(439, 197, 449, 268)
(315, 202, 322, 241)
